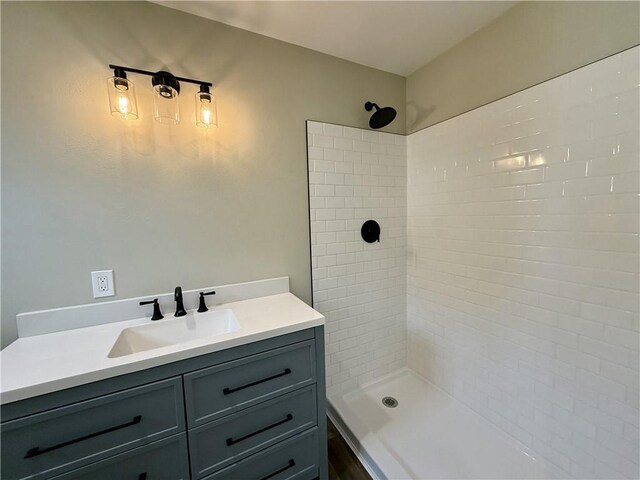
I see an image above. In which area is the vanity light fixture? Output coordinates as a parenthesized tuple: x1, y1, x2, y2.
(107, 64, 216, 128)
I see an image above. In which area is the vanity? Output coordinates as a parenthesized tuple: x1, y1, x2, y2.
(1, 278, 327, 480)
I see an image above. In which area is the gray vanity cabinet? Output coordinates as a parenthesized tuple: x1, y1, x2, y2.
(1, 327, 327, 480)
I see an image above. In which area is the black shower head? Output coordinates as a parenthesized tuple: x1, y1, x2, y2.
(365, 101, 397, 129)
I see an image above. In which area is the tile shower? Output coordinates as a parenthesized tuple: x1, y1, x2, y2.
(309, 46, 639, 479)
(308, 122, 407, 396)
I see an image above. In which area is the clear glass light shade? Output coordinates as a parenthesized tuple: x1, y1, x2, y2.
(195, 91, 218, 128)
(153, 85, 180, 124)
(107, 77, 138, 119)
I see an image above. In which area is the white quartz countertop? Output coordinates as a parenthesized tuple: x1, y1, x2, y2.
(0, 292, 324, 405)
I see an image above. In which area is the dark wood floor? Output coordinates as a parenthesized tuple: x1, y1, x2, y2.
(327, 417, 372, 480)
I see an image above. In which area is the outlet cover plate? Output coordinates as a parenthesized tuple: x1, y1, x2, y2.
(91, 270, 115, 298)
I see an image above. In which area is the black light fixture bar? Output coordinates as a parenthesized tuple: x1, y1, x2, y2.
(108, 64, 212, 87)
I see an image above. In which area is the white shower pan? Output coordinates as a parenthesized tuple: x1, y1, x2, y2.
(328, 369, 564, 480)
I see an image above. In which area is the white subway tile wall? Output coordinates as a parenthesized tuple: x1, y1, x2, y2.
(407, 47, 640, 478)
(307, 121, 407, 397)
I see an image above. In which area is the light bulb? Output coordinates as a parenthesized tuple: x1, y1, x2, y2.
(201, 107, 211, 126)
(118, 95, 130, 115)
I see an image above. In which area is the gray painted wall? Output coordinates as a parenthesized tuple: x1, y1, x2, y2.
(407, 1, 640, 133)
(0, 1, 405, 348)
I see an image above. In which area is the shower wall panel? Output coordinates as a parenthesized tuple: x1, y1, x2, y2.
(407, 47, 639, 479)
(307, 121, 407, 397)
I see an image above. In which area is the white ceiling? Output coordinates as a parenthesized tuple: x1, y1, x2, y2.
(154, 1, 517, 76)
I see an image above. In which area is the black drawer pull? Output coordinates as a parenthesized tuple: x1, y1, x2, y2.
(226, 414, 293, 446)
(260, 459, 296, 480)
(223, 368, 292, 395)
(24, 415, 142, 459)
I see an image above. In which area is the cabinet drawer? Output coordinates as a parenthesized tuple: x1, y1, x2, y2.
(51, 433, 189, 480)
(190, 386, 317, 478)
(185, 340, 315, 427)
(202, 427, 319, 480)
(1, 377, 185, 480)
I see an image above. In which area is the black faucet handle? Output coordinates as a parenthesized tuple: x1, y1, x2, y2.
(197, 290, 216, 313)
(139, 299, 164, 321)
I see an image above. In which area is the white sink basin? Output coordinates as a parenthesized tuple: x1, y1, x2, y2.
(108, 309, 240, 358)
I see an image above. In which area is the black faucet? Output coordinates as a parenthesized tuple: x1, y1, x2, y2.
(174, 286, 187, 317)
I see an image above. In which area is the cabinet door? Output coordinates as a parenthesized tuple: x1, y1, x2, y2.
(185, 340, 316, 426)
(51, 434, 190, 480)
(189, 386, 317, 478)
(202, 428, 319, 480)
(1, 377, 184, 480)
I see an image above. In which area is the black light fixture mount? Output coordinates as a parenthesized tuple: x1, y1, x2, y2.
(112, 68, 129, 89)
(108, 64, 212, 89)
(151, 71, 181, 97)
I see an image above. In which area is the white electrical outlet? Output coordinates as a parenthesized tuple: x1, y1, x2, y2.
(91, 270, 115, 298)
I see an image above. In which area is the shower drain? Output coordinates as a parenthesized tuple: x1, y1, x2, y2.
(382, 396, 398, 408)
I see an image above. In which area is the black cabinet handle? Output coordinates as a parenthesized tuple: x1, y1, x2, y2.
(138, 474, 147, 480)
(222, 368, 292, 395)
(226, 414, 293, 446)
(259, 459, 296, 480)
(24, 415, 142, 459)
